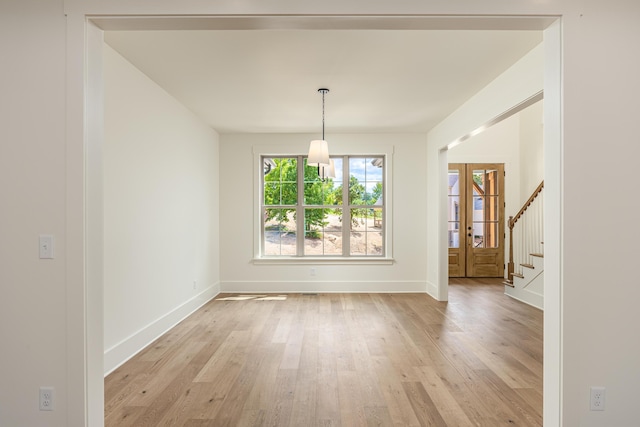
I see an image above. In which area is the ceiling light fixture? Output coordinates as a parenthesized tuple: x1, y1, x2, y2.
(307, 88, 334, 180)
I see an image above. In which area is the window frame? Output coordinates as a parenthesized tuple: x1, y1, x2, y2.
(253, 145, 394, 264)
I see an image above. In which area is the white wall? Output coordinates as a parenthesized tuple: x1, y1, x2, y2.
(220, 133, 428, 292)
(561, 5, 640, 426)
(0, 1, 68, 426)
(519, 101, 544, 199)
(103, 44, 221, 374)
(1, 0, 638, 426)
(448, 99, 545, 200)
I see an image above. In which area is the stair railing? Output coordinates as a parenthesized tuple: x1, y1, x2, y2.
(507, 181, 544, 283)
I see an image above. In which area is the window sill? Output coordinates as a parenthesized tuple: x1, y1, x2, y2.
(252, 257, 395, 266)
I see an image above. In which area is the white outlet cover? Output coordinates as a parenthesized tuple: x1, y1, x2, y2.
(39, 235, 54, 259)
(590, 386, 605, 411)
(39, 386, 54, 411)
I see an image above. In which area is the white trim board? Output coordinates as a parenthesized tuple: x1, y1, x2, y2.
(221, 280, 427, 293)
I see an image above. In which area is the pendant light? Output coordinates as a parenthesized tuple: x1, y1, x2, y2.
(308, 88, 334, 179)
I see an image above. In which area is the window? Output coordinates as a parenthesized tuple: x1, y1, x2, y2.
(261, 155, 385, 258)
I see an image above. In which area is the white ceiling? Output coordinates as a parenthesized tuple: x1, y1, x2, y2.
(104, 26, 542, 134)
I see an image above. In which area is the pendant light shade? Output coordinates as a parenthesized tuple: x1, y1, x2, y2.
(308, 88, 331, 177)
(307, 139, 329, 167)
(320, 158, 336, 179)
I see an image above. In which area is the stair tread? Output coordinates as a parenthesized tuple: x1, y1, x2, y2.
(512, 273, 525, 279)
(530, 253, 544, 258)
(503, 281, 515, 288)
(520, 263, 535, 269)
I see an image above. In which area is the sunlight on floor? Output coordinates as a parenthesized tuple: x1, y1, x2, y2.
(215, 295, 288, 301)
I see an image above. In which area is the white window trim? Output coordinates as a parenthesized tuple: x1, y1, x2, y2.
(252, 144, 394, 264)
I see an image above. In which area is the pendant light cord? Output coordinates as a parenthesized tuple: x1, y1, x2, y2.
(321, 89, 326, 141)
(320, 92, 324, 178)
(317, 88, 329, 180)
(319, 88, 329, 141)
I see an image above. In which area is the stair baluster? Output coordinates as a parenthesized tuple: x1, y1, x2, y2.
(507, 181, 544, 283)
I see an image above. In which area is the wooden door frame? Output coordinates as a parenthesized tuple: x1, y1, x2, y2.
(448, 163, 505, 278)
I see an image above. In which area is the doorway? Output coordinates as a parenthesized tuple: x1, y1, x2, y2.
(448, 163, 505, 278)
(79, 14, 562, 427)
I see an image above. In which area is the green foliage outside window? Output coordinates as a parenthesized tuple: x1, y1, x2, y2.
(264, 158, 334, 234)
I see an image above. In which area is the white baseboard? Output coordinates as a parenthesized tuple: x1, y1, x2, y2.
(504, 290, 543, 310)
(104, 283, 220, 376)
(426, 280, 442, 300)
(220, 280, 427, 294)
(504, 271, 544, 310)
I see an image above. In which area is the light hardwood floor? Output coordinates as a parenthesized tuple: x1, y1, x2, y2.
(105, 279, 542, 426)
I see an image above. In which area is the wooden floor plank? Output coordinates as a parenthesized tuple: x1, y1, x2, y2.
(402, 381, 448, 427)
(105, 280, 543, 426)
(413, 365, 475, 426)
(337, 370, 368, 427)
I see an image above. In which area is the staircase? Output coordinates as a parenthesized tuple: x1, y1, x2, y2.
(504, 252, 543, 309)
(504, 181, 544, 310)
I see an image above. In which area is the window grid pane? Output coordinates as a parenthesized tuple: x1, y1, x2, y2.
(304, 208, 343, 256)
(263, 208, 297, 255)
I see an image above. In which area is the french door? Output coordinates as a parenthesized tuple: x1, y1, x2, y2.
(448, 163, 505, 277)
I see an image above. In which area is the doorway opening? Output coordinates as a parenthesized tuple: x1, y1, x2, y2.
(80, 14, 562, 426)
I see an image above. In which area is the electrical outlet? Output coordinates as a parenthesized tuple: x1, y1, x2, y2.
(590, 386, 605, 411)
(39, 387, 54, 411)
(310, 268, 316, 276)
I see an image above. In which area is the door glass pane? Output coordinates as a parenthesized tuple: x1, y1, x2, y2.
(485, 222, 499, 248)
(485, 169, 499, 196)
(448, 195, 460, 248)
(473, 196, 484, 221)
(472, 170, 484, 195)
(449, 196, 460, 221)
(471, 168, 500, 250)
(472, 222, 484, 248)
(486, 196, 499, 221)
(448, 171, 461, 248)
(448, 223, 460, 248)
(448, 170, 460, 196)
